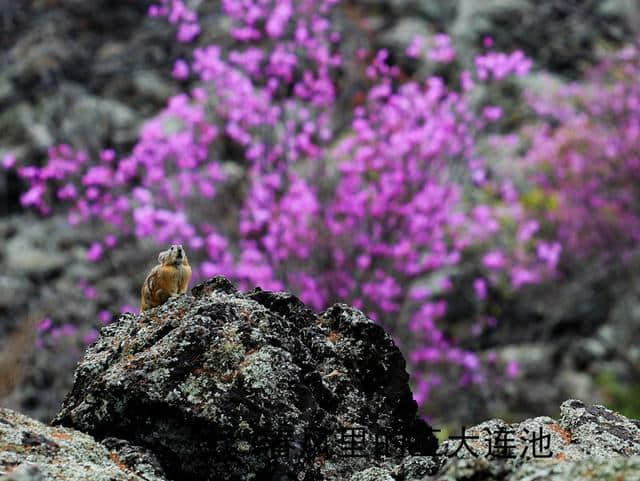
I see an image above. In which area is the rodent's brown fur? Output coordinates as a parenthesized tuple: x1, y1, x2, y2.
(140, 244, 192, 312)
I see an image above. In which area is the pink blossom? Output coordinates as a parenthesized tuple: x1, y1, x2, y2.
(2, 153, 16, 169)
(406, 35, 424, 58)
(473, 278, 487, 300)
(121, 304, 139, 314)
(428, 34, 456, 63)
(518, 220, 539, 243)
(98, 310, 113, 324)
(172, 59, 190, 79)
(482, 250, 506, 270)
(104, 235, 118, 248)
(409, 286, 431, 301)
(537, 241, 562, 269)
(61, 323, 77, 337)
(511, 267, 538, 288)
(83, 329, 99, 345)
(86, 242, 104, 262)
(83, 285, 98, 300)
(483, 106, 503, 122)
(100, 149, 115, 163)
(37, 317, 53, 332)
(506, 360, 520, 378)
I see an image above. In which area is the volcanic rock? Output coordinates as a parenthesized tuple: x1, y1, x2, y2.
(53, 276, 438, 480)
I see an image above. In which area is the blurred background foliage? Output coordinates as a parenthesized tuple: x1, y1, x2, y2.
(1, 0, 639, 428)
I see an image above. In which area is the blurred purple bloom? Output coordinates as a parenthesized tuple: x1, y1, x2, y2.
(98, 310, 113, 325)
(83, 329, 99, 345)
(506, 360, 520, 378)
(406, 35, 423, 58)
(483, 106, 503, 122)
(2, 153, 16, 169)
(483, 250, 506, 270)
(473, 278, 487, 300)
(86, 242, 104, 262)
(61, 323, 77, 337)
(172, 59, 190, 79)
(37, 317, 53, 332)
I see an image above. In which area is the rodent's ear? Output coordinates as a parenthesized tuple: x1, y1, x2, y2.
(158, 250, 169, 264)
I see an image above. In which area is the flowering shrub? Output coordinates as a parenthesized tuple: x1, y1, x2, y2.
(5, 1, 567, 411)
(524, 46, 640, 261)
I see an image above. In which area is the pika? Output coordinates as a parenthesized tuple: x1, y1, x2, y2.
(140, 244, 192, 312)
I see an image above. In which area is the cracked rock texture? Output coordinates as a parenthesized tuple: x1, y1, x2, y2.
(53, 276, 438, 481)
(4, 397, 640, 480)
(0, 407, 167, 481)
(352, 399, 640, 480)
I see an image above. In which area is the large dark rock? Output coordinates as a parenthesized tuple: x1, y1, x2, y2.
(53, 276, 438, 480)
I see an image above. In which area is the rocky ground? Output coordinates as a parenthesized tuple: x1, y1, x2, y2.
(0, 407, 168, 481)
(3, 399, 640, 480)
(0, 278, 639, 480)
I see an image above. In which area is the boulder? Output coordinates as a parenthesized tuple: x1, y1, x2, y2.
(53, 276, 438, 480)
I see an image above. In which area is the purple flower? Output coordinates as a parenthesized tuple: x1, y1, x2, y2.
(537, 241, 562, 269)
(511, 267, 538, 288)
(50, 328, 62, 341)
(121, 304, 139, 314)
(83, 329, 99, 345)
(104, 235, 118, 248)
(463, 352, 480, 370)
(84, 285, 98, 300)
(473, 278, 487, 300)
(37, 317, 53, 332)
(172, 59, 190, 80)
(61, 323, 78, 337)
(82, 166, 112, 186)
(482, 250, 506, 270)
(518, 220, 539, 243)
(100, 149, 116, 163)
(2, 153, 16, 169)
(428, 34, 456, 63)
(86, 242, 104, 262)
(483, 106, 503, 122)
(98, 310, 113, 325)
(506, 360, 520, 378)
(406, 35, 423, 58)
(57, 184, 78, 200)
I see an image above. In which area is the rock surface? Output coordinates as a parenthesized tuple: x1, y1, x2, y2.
(0, 407, 167, 481)
(4, 396, 639, 480)
(350, 399, 640, 480)
(53, 276, 438, 481)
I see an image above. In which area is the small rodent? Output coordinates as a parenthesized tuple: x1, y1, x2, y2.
(140, 244, 192, 312)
